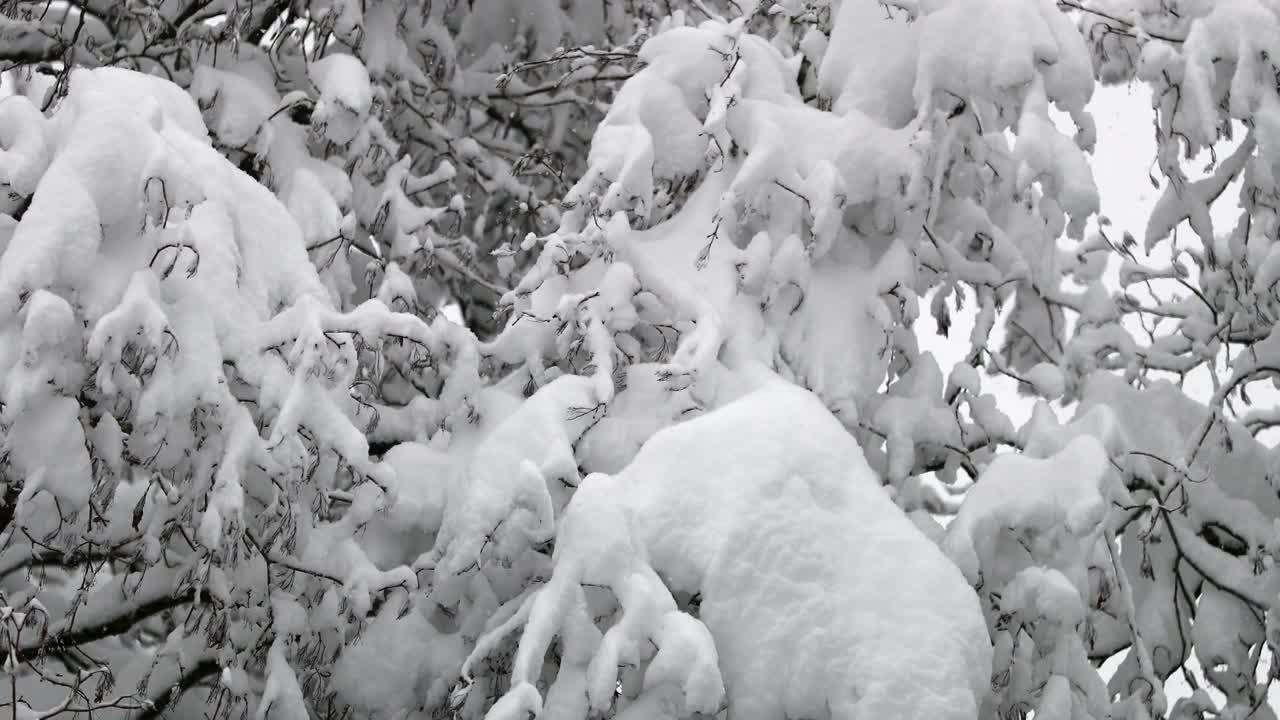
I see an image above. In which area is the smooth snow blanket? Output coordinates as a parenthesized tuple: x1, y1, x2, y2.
(493, 381, 991, 720)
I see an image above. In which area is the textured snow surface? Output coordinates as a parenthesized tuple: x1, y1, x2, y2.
(944, 433, 1122, 595)
(820, 0, 920, 127)
(497, 381, 991, 720)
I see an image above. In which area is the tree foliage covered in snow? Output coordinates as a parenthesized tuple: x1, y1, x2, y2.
(1, 0, 1280, 719)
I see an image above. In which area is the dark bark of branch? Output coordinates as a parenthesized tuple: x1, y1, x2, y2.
(0, 545, 125, 581)
(17, 589, 206, 664)
(135, 658, 220, 720)
(1199, 521, 1248, 556)
(459, 289, 503, 339)
(0, 479, 20, 538)
(482, 103, 537, 145)
(245, 0, 291, 45)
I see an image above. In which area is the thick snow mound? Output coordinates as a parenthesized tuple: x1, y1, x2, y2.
(944, 434, 1120, 595)
(819, 0, 920, 127)
(494, 381, 992, 720)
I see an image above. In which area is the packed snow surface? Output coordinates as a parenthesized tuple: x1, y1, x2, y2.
(490, 381, 992, 720)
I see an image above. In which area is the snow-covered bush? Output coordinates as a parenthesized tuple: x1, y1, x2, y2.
(3, 1, 1280, 719)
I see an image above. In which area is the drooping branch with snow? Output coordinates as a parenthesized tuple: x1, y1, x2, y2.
(0, 1, 1279, 720)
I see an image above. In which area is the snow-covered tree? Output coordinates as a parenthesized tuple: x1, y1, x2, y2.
(2, 1, 1280, 719)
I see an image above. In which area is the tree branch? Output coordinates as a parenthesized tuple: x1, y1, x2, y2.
(0, 17, 64, 66)
(135, 658, 220, 720)
(17, 588, 209, 664)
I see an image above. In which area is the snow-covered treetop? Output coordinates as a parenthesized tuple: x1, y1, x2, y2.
(1, 1, 1280, 719)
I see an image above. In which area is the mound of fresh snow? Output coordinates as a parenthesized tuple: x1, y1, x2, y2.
(819, 0, 920, 127)
(491, 380, 992, 720)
